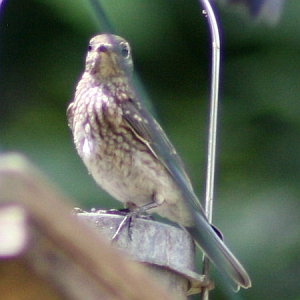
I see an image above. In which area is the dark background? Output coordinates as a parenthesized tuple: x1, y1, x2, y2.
(1, 0, 299, 299)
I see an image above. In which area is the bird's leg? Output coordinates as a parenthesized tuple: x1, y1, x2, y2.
(111, 201, 159, 241)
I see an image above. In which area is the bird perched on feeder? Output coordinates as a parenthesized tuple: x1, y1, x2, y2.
(67, 34, 251, 290)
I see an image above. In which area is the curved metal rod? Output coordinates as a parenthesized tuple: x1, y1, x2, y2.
(198, 0, 221, 299)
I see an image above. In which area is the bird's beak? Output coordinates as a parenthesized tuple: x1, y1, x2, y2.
(86, 45, 122, 80)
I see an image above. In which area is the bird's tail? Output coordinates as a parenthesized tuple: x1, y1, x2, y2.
(184, 211, 251, 291)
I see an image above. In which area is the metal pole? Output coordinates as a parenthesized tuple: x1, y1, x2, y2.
(198, 1, 221, 299)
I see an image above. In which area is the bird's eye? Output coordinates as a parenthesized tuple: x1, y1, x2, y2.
(88, 45, 92, 51)
(121, 45, 129, 58)
(98, 45, 108, 53)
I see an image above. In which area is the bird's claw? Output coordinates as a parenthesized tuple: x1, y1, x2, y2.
(111, 203, 156, 241)
(112, 210, 136, 241)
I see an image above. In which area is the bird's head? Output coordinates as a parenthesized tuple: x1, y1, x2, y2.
(85, 34, 133, 81)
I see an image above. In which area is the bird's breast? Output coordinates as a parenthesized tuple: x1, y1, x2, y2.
(70, 81, 192, 225)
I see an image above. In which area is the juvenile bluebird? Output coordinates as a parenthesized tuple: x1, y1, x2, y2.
(67, 34, 251, 290)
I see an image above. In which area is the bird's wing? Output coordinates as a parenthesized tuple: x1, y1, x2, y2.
(119, 95, 251, 290)
(66, 102, 74, 130)
(119, 96, 203, 213)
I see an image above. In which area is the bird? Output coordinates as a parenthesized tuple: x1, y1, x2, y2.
(67, 34, 251, 291)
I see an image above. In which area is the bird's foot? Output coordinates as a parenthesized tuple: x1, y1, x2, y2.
(111, 211, 135, 241)
(111, 202, 157, 241)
